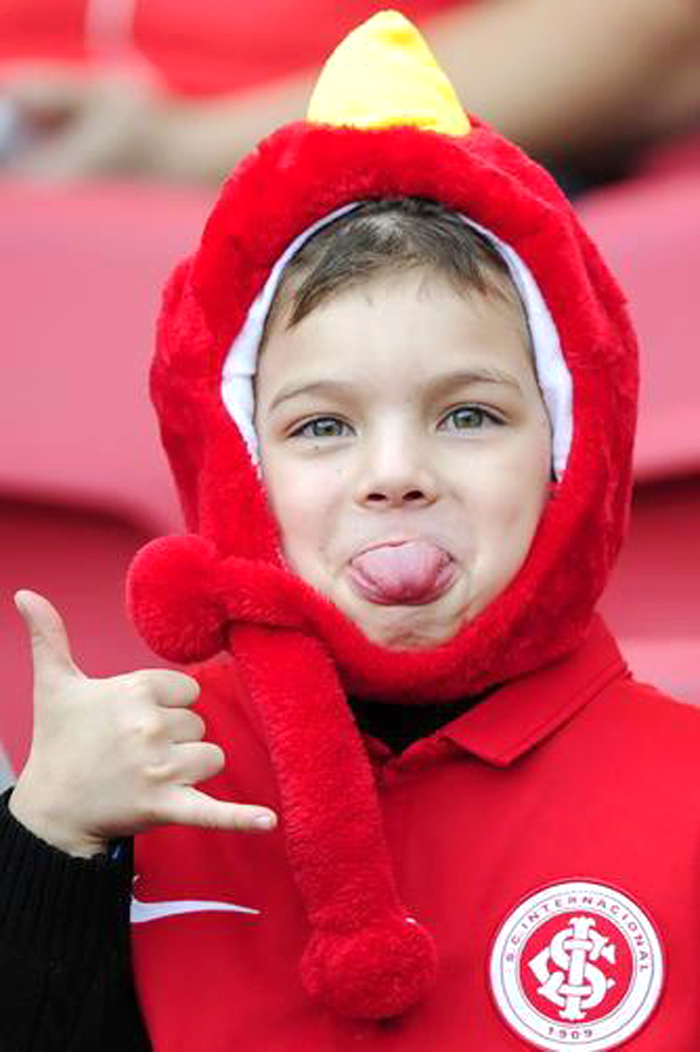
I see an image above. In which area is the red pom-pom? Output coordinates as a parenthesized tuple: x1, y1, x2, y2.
(127, 535, 229, 662)
(300, 917, 437, 1019)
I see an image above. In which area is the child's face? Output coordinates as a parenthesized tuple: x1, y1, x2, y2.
(255, 269, 552, 649)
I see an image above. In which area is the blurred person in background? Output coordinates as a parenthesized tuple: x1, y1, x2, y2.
(0, 0, 699, 189)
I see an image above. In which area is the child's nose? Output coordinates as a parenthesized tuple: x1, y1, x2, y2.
(354, 440, 439, 509)
(362, 486, 434, 508)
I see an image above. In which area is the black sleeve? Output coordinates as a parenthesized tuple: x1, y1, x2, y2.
(0, 789, 151, 1051)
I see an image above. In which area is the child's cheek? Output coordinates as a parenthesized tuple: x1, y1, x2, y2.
(264, 453, 342, 554)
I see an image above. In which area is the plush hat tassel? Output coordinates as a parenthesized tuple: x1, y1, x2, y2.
(128, 534, 438, 1018)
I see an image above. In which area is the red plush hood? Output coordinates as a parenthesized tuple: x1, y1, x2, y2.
(127, 105, 637, 1024)
(137, 117, 637, 700)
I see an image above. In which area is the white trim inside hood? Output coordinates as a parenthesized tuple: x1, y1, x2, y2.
(221, 204, 572, 479)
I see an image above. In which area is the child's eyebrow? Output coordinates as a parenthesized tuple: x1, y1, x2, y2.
(428, 368, 523, 396)
(268, 380, 354, 413)
(268, 369, 523, 413)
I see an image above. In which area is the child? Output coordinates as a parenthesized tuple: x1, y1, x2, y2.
(2, 11, 699, 1050)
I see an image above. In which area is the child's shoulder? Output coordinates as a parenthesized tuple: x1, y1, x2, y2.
(553, 672, 700, 838)
(593, 672, 700, 774)
(609, 673, 700, 726)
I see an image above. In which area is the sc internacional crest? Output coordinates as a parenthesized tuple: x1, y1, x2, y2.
(489, 880, 664, 1050)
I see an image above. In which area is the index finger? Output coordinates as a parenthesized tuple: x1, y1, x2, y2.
(129, 668, 201, 707)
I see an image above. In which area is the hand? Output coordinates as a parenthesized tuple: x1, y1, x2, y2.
(0, 64, 163, 181)
(9, 590, 277, 857)
(0, 61, 316, 184)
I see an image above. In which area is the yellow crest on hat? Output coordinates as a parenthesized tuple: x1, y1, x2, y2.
(307, 10, 470, 137)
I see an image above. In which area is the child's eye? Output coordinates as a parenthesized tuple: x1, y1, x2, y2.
(440, 406, 502, 431)
(292, 416, 353, 439)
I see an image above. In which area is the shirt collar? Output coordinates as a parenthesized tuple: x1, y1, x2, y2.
(223, 614, 626, 769)
(436, 615, 627, 767)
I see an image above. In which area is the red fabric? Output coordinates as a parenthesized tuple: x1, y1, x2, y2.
(127, 114, 638, 1018)
(0, 0, 464, 95)
(577, 158, 700, 482)
(132, 119, 637, 700)
(132, 619, 700, 1048)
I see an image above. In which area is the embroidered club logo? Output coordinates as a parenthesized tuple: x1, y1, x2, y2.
(489, 881, 664, 1050)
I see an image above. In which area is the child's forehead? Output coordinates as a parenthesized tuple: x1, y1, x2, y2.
(265, 256, 526, 339)
(263, 199, 518, 341)
(257, 267, 538, 399)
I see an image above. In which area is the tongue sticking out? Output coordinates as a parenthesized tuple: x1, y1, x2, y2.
(348, 541, 455, 606)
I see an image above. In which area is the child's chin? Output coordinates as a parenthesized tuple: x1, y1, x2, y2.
(349, 601, 465, 651)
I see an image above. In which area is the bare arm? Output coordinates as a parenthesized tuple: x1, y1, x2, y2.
(149, 0, 700, 181)
(427, 0, 700, 161)
(4, 0, 699, 182)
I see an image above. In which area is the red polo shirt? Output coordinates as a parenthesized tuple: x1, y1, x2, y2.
(132, 616, 699, 1049)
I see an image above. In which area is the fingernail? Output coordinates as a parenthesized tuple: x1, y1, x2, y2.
(254, 813, 276, 830)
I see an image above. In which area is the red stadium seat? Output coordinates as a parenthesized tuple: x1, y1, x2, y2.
(2, 180, 206, 770)
(581, 147, 700, 704)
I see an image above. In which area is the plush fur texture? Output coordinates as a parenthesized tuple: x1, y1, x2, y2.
(127, 117, 638, 1018)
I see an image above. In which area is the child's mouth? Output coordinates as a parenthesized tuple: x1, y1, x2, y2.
(347, 540, 457, 606)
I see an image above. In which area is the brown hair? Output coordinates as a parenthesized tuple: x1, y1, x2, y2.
(263, 197, 527, 338)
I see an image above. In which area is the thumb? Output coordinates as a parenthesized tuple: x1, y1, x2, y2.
(14, 589, 82, 686)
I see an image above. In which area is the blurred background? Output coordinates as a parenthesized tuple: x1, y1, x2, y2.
(2, 0, 699, 784)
